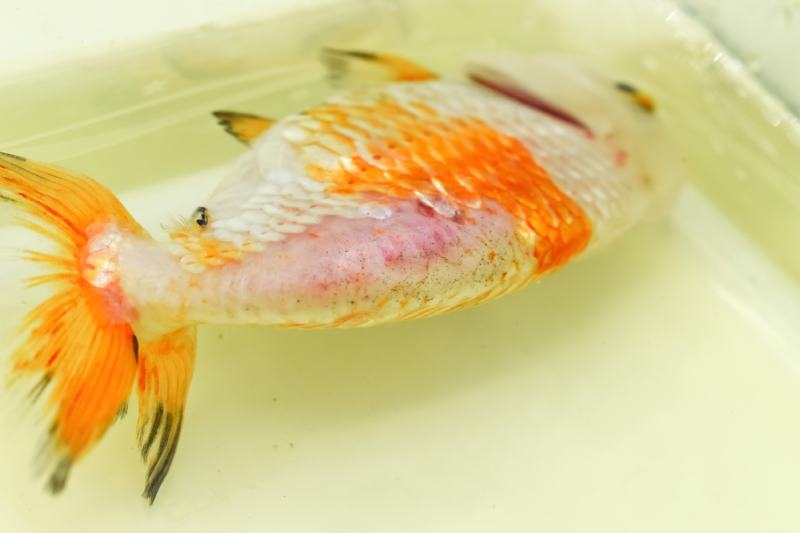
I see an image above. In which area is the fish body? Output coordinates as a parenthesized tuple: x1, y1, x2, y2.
(120, 76, 671, 332)
(0, 51, 681, 501)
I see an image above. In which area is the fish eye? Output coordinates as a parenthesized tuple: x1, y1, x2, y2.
(614, 81, 655, 113)
(192, 206, 209, 228)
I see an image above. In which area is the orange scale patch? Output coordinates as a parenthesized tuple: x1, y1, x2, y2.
(169, 226, 245, 268)
(305, 98, 593, 275)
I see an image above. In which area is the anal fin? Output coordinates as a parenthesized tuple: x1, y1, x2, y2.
(136, 326, 196, 503)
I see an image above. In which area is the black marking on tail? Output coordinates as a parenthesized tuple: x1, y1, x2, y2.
(116, 402, 128, 421)
(28, 373, 52, 402)
(0, 151, 27, 161)
(47, 457, 72, 494)
(132, 335, 139, 364)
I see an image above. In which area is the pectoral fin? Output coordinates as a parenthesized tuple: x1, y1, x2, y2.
(212, 111, 274, 145)
(321, 48, 437, 85)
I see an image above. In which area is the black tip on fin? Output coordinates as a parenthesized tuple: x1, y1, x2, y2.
(0, 151, 27, 161)
(614, 81, 656, 112)
(212, 110, 273, 145)
(28, 373, 52, 402)
(141, 411, 182, 505)
(47, 457, 72, 494)
(116, 402, 129, 422)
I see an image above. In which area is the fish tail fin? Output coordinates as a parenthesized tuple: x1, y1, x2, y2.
(0, 152, 195, 502)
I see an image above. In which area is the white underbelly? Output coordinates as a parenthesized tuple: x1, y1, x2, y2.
(182, 200, 534, 328)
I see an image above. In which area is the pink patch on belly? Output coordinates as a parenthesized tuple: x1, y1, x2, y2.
(227, 198, 514, 303)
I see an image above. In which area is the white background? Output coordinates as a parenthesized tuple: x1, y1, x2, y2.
(3, 0, 799, 111)
(0, 0, 332, 68)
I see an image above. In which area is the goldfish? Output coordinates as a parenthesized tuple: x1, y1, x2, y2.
(0, 49, 681, 502)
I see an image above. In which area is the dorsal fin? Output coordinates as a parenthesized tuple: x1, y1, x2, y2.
(320, 48, 437, 85)
(212, 111, 274, 145)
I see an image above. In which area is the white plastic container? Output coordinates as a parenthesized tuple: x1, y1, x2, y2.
(1, 1, 799, 531)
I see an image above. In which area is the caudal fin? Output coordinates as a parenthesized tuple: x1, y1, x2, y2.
(0, 152, 195, 503)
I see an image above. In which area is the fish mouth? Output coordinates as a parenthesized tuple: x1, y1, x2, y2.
(469, 72, 593, 137)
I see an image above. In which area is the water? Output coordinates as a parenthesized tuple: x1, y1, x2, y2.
(1, 0, 800, 531)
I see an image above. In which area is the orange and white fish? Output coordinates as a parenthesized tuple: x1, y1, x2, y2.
(0, 50, 681, 502)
